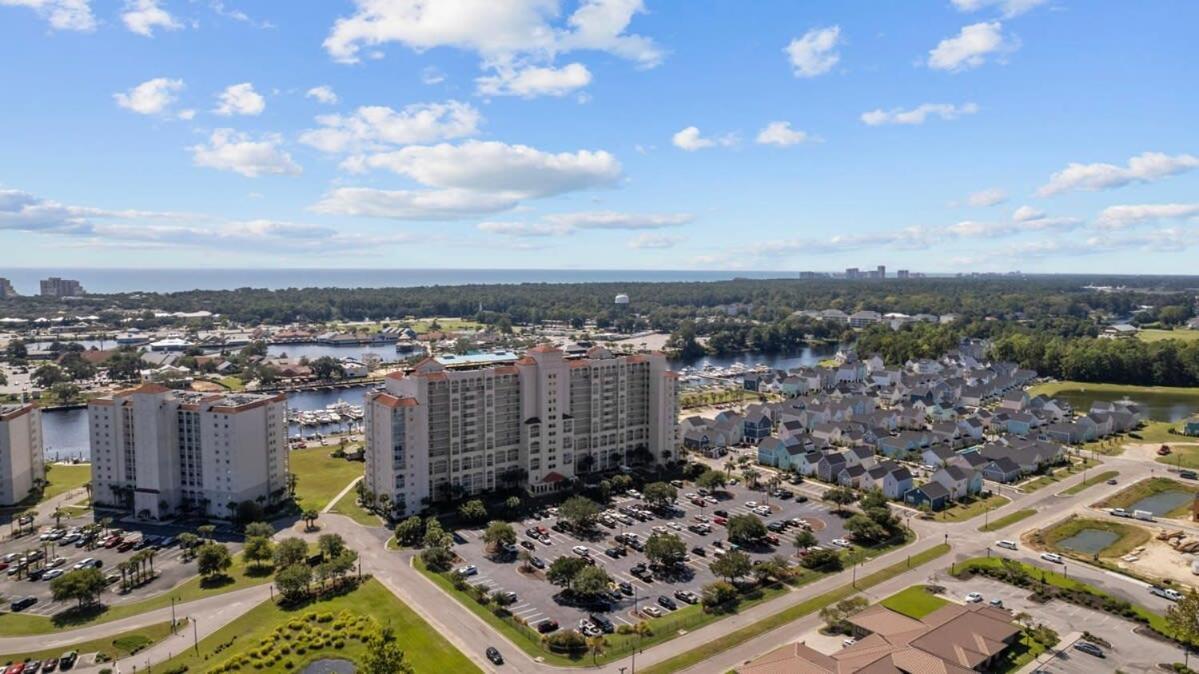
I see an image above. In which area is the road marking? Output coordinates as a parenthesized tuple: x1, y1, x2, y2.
(612, 614, 632, 626)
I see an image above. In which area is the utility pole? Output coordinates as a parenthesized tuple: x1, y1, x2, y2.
(193, 618, 199, 653)
(170, 596, 176, 633)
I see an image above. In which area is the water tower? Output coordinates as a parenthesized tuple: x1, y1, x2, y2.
(614, 293, 630, 306)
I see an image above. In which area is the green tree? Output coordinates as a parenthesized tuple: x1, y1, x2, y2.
(394, 516, 423, 546)
(458, 499, 488, 522)
(420, 545, 453, 571)
(196, 542, 233, 578)
(793, 529, 818, 550)
(5, 339, 28, 362)
(50, 568, 107, 607)
(642, 482, 678, 509)
(309, 356, 346, 381)
(318, 533, 346, 560)
(558, 496, 601, 531)
(423, 518, 450, 549)
(33, 364, 68, 389)
(701, 580, 739, 610)
(571, 565, 611, 598)
(302, 508, 319, 530)
(823, 486, 858, 514)
(273, 537, 309, 568)
(845, 514, 888, 544)
(799, 547, 842, 571)
(197, 524, 216, 541)
(547, 556, 589, 588)
(243, 536, 274, 570)
(819, 597, 869, 635)
(275, 563, 312, 602)
(644, 533, 687, 569)
(505, 495, 522, 514)
(710, 550, 752, 582)
(362, 625, 415, 674)
(726, 514, 767, 544)
(482, 521, 516, 552)
(244, 521, 274, 538)
(696, 469, 728, 492)
(1167, 588, 1199, 668)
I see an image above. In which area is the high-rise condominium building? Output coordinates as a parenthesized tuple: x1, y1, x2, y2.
(363, 345, 679, 516)
(39, 277, 84, 297)
(88, 385, 288, 519)
(0, 278, 17, 298)
(0, 403, 44, 506)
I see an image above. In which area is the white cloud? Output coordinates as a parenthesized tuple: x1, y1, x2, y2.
(627, 233, 681, 249)
(177, 109, 196, 120)
(950, 0, 1046, 18)
(478, 211, 691, 238)
(928, 21, 1014, 71)
(784, 26, 841, 78)
(323, 0, 662, 97)
(861, 102, 978, 126)
(190, 129, 302, 177)
(0, 0, 95, 31)
(214, 82, 266, 116)
(300, 101, 481, 155)
(421, 66, 446, 85)
(316, 140, 622, 220)
(121, 0, 181, 36)
(305, 85, 339, 105)
(358, 140, 621, 197)
(477, 62, 592, 97)
(207, 0, 272, 28)
(1011, 205, 1042, 222)
(0, 187, 408, 253)
(672, 126, 737, 151)
(1096, 203, 1199, 229)
(1037, 152, 1199, 197)
(114, 78, 185, 115)
(755, 121, 809, 147)
(966, 187, 1007, 207)
(313, 188, 519, 220)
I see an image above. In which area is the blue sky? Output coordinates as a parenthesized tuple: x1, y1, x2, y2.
(1, 0, 1196, 273)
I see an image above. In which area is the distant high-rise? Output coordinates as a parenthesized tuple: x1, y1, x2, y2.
(845, 267, 861, 279)
(0, 278, 16, 298)
(39, 277, 84, 298)
(877, 265, 886, 279)
(897, 269, 910, 279)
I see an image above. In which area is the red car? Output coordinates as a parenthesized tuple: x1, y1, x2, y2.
(4, 662, 27, 674)
(104, 536, 123, 548)
(713, 516, 727, 526)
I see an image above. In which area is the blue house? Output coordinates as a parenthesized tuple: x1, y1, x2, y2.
(756, 437, 786, 468)
(905, 482, 950, 511)
(743, 410, 773, 445)
(1185, 417, 1199, 437)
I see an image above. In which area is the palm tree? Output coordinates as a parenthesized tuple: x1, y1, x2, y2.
(52, 508, 65, 528)
(587, 635, 605, 665)
(117, 561, 130, 592)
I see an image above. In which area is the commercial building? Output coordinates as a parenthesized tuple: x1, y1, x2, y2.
(39, 277, 85, 297)
(88, 385, 288, 519)
(0, 404, 44, 506)
(742, 602, 1020, 673)
(363, 344, 679, 516)
(0, 278, 17, 298)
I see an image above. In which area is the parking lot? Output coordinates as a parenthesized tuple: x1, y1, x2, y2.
(940, 575, 1180, 673)
(0, 518, 241, 616)
(449, 477, 850, 634)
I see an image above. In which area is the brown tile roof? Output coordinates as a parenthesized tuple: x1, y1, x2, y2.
(739, 642, 837, 674)
(529, 343, 559, 353)
(120, 383, 172, 395)
(371, 392, 419, 409)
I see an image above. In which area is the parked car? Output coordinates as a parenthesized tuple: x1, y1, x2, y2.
(618, 581, 633, 595)
(966, 592, 983, 603)
(990, 598, 1004, 608)
(1073, 641, 1105, 658)
(537, 619, 559, 633)
(831, 539, 852, 548)
(530, 556, 546, 569)
(456, 565, 478, 577)
(642, 605, 662, 617)
(59, 652, 78, 669)
(41, 569, 64, 582)
(10, 596, 37, 611)
(674, 590, 700, 604)
(657, 595, 677, 610)
(572, 545, 591, 557)
(691, 546, 707, 557)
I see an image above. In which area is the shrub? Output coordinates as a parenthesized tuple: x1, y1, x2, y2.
(316, 612, 334, 623)
(100, 669, 113, 674)
(547, 630, 588, 653)
(334, 639, 345, 649)
(617, 624, 634, 635)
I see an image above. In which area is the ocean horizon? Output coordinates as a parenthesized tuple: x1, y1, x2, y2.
(0, 268, 802, 294)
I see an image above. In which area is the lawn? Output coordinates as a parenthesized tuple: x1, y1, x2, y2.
(1061, 470, 1119, 496)
(1138, 328, 1199, 343)
(406, 317, 484, 334)
(0, 620, 177, 663)
(1033, 515, 1151, 559)
(639, 544, 951, 674)
(329, 489, 382, 527)
(679, 388, 762, 410)
(933, 494, 1009, 522)
(157, 579, 479, 673)
(1028, 380, 1199, 399)
(879, 585, 948, 619)
(289, 446, 364, 511)
(1098, 476, 1197, 517)
(978, 508, 1036, 533)
(1020, 457, 1101, 491)
(0, 552, 273, 636)
(41, 463, 90, 501)
(219, 376, 246, 391)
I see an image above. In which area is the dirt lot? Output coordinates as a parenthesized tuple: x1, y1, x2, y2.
(1114, 536, 1199, 588)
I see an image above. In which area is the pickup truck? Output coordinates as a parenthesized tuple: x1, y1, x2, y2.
(1151, 586, 1183, 601)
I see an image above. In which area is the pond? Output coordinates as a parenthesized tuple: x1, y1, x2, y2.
(1050, 389, 1199, 423)
(1130, 489, 1194, 516)
(1057, 528, 1120, 555)
(301, 659, 356, 674)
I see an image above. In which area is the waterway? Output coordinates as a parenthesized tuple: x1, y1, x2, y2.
(1130, 490, 1193, 516)
(39, 344, 837, 461)
(1050, 389, 1199, 423)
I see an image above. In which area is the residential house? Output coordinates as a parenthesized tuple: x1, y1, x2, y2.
(905, 481, 951, 510)
(816, 452, 848, 482)
(932, 464, 982, 500)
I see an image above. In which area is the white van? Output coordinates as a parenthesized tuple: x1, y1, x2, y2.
(996, 540, 1017, 550)
(1040, 552, 1063, 564)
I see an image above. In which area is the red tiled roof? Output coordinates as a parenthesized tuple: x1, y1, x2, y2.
(530, 343, 559, 353)
(542, 471, 567, 484)
(516, 357, 537, 366)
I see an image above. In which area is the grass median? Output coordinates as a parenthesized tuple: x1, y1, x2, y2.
(290, 446, 364, 511)
(933, 494, 1009, 522)
(978, 508, 1035, 533)
(328, 489, 382, 527)
(1061, 470, 1119, 496)
(640, 543, 950, 674)
(1, 619, 177, 663)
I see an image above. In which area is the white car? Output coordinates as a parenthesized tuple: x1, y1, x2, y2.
(668, 522, 683, 531)
(684, 492, 697, 500)
(572, 546, 591, 556)
(745, 501, 758, 508)
(73, 557, 98, 570)
(642, 606, 663, 617)
(42, 568, 64, 581)
(965, 592, 983, 603)
(754, 506, 771, 516)
(1040, 552, 1063, 564)
(996, 540, 1017, 550)
(652, 526, 668, 535)
(831, 538, 852, 548)
(456, 565, 478, 576)
(627, 489, 642, 499)
(50, 556, 67, 567)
